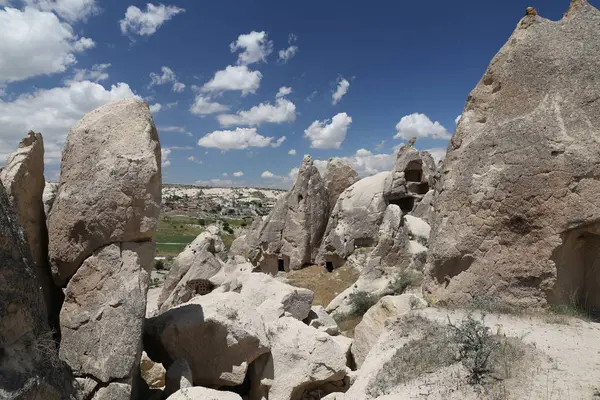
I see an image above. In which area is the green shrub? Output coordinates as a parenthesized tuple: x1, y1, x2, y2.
(448, 314, 497, 384)
(154, 260, 165, 271)
(348, 291, 378, 317)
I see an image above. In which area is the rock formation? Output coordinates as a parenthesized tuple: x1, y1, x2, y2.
(426, 0, 600, 314)
(43, 181, 58, 221)
(249, 155, 329, 273)
(0, 132, 59, 326)
(323, 158, 359, 207)
(157, 226, 225, 313)
(48, 98, 161, 285)
(50, 99, 161, 399)
(0, 181, 71, 399)
(383, 142, 436, 215)
(317, 172, 389, 269)
(145, 292, 270, 388)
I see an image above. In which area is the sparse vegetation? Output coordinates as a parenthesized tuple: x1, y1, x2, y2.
(285, 264, 360, 307)
(154, 259, 166, 271)
(386, 269, 423, 295)
(348, 290, 379, 317)
(467, 295, 524, 316)
(368, 314, 531, 397)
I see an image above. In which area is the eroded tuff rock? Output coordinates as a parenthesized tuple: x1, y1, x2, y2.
(323, 158, 360, 207)
(383, 142, 436, 215)
(157, 226, 224, 313)
(145, 292, 269, 388)
(48, 98, 161, 286)
(249, 156, 329, 273)
(166, 387, 242, 400)
(0, 132, 59, 326)
(60, 242, 154, 383)
(259, 317, 347, 400)
(0, 182, 71, 399)
(317, 172, 389, 269)
(426, 0, 600, 313)
(43, 181, 58, 221)
(351, 294, 427, 368)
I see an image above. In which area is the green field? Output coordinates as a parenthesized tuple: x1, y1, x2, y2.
(155, 215, 246, 256)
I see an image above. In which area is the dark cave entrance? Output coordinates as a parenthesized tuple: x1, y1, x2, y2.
(325, 261, 334, 273)
(389, 197, 415, 214)
(404, 160, 423, 182)
(551, 227, 600, 320)
(278, 259, 285, 272)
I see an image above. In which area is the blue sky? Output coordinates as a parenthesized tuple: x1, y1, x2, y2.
(0, 0, 591, 188)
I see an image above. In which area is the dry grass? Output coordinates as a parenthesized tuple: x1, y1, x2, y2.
(285, 264, 360, 307)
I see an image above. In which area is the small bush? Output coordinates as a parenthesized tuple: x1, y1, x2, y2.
(387, 269, 423, 295)
(468, 295, 524, 316)
(154, 260, 165, 271)
(448, 314, 497, 384)
(348, 291, 378, 317)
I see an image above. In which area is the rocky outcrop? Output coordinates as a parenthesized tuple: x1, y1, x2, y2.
(140, 351, 166, 389)
(260, 317, 348, 400)
(317, 172, 389, 269)
(51, 99, 161, 399)
(48, 98, 161, 286)
(60, 242, 154, 390)
(164, 359, 193, 398)
(323, 158, 359, 206)
(157, 226, 224, 313)
(383, 143, 436, 214)
(240, 272, 314, 322)
(0, 182, 71, 399)
(145, 292, 270, 388)
(351, 294, 427, 368)
(304, 305, 340, 336)
(229, 216, 263, 259)
(426, 0, 600, 312)
(0, 132, 58, 326)
(249, 156, 329, 273)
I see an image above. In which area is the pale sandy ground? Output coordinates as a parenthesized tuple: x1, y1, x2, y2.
(380, 308, 600, 400)
(146, 270, 167, 317)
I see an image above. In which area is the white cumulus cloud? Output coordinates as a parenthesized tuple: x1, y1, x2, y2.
(332, 77, 350, 105)
(455, 114, 462, 124)
(394, 113, 451, 140)
(261, 171, 281, 179)
(149, 66, 176, 86)
(217, 98, 296, 127)
(69, 63, 111, 83)
(278, 33, 298, 63)
(197, 128, 284, 150)
(187, 155, 202, 164)
(120, 3, 184, 37)
(0, 7, 95, 83)
(201, 65, 262, 96)
(190, 95, 229, 115)
(0, 80, 139, 164)
(276, 86, 292, 98)
(230, 31, 273, 66)
(304, 112, 352, 149)
(233, 171, 244, 177)
(288, 149, 296, 155)
(24, 0, 99, 22)
(172, 82, 185, 92)
(149, 103, 162, 113)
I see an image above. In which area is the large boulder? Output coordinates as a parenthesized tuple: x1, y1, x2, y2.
(0, 132, 58, 325)
(383, 143, 436, 214)
(59, 242, 154, 386)
(317, 172, 389, 269)
(260, 317, 347, 400)
(323, 158, 360, 206)
(48, 98, 161, 286)
(249, 155, 330, 273)
(164, 359, 193, 398)
(351, 294, 427, 368)
(240, 272, 314, 322)
(304, 305, 340, 336)
(425, 0, 600, 312)
(144, 292, 269, 388)
(0, 183, 71, 399)
(157, 226, 224, 313)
